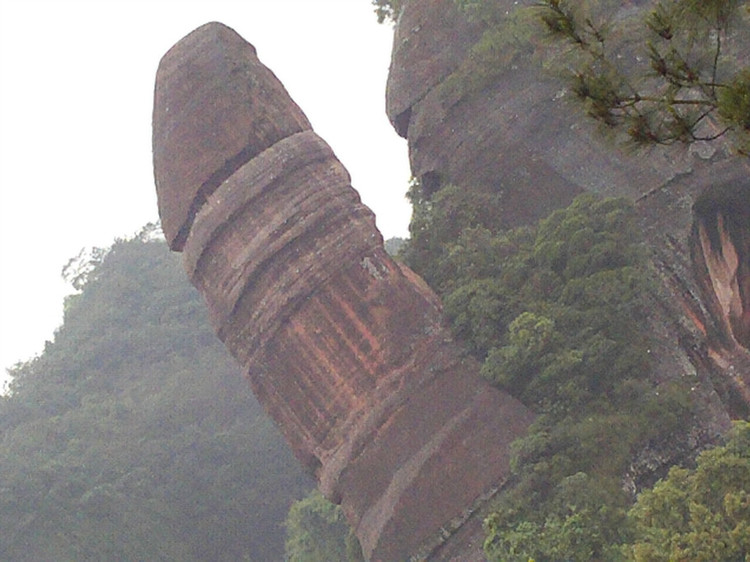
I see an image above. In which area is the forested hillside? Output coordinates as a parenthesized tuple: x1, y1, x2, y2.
(0, 228, 312, 561)
(402, 184, 750, 560)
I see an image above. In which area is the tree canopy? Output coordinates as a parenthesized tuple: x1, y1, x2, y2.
(285, 490, 364, 561)
(0, 230, 312, 561)
(367, 0, 750, 558)
(626, 421, 750, 561)
(371, 0, 402, 23)
(401, 180, 704, 560)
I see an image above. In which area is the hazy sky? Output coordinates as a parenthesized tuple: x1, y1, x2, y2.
(0, 0, 411, 380)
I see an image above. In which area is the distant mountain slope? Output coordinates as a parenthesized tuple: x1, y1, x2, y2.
(0, 229, 311, 561)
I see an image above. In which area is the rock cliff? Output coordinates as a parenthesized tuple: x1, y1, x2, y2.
(153, 22, 534, 561)
(386, 0, 750, 451)
(152, 4, 750, 558)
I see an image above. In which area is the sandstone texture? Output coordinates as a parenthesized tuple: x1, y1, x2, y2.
(386, 0, 750, 436)
(153, 22, 311, 250)
(153, 22, 534, 561)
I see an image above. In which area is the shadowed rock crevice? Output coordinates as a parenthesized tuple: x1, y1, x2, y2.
(172, 143, 282, 251)
(392, 107, 412, 138)
(153, 21, 533, 561)
(693, 181, 750, 351)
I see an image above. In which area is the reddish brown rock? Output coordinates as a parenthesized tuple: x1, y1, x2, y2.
(153, 22, 534, 561)
(153, 22, 311, 250)
(692, 182, 750, 351)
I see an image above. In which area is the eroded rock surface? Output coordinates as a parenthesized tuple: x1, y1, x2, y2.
(153, 23, 311, 250)
(153, 22, 533, 561)
(386, 0, 750, 432)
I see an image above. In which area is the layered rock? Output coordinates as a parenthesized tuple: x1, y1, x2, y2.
(153, 22, 311, 251)
(153, 22, 534, 561)
(386, 0, 750, 429)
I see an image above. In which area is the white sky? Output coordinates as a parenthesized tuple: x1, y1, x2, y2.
(0, 0, 412, 381)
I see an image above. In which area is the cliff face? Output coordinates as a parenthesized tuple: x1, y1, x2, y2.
(153, 22, 534, 561)
(152, 6, 750, 559)
(386, 0, 750, 436)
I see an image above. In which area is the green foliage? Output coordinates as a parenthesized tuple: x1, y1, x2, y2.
(371, 0, 402, 24)
(624, 421, 750, 561)
(391, 3, 747, 557)
(719, 69, 750, 153)
(0, 230, 312, 561)
(534, 0, 750, 154)
(447, 0, 750, 153)
(485, 471, 629, 562)
(445, 275, 519, 357)
(405, 190, 662, 414)
(403, 186, 697, 561)
(285, 490, 364, 562)
(384, 236, 407, 257)
(435, 194, 654, 416)
(402, 179, 511, 292)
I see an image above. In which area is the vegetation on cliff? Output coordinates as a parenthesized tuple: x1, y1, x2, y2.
(369, 1, 750, 558)
(371, 0, 403, 23)
(0, 230, 311, 561)
(402, 181, 700, 559)
(626, 420, 750, 561)
(450, 0, 750, 154)
(285, 490, 364, 561)
(535, 0, 750, 153)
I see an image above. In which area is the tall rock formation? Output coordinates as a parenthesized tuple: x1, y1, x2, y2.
(153, 22, 534, 561)
(386, 0, 750, 448)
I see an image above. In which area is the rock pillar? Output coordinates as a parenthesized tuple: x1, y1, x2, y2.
(153, 22, 533, 560)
